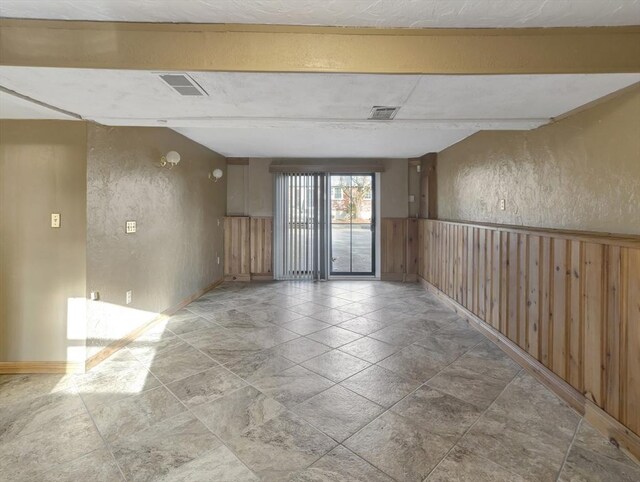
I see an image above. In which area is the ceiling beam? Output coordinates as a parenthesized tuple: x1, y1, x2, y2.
(1, 20, 639, 74)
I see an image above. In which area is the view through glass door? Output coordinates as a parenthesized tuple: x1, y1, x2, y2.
(330, 174, 375, 276)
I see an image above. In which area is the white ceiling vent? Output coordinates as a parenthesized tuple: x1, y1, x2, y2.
(157, 73, 208, 96)
(368, 106, 400, 120)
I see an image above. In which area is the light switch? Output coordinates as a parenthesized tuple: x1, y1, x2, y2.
(125, 221, 137, 233)
(126, 290, 132, 305)
(51, 213, 61, 228)
(499, 199, 506, 211)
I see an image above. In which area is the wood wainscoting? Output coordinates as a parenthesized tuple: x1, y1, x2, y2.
(381, 217, 418, 281)
(417, 219, 640, 459)
(224, 216, 273, 281)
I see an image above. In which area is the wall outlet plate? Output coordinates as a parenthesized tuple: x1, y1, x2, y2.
(90, 291, 99, 301)
(499, 199, 506, 211)
(51, 213, 61, 228)
(126, 290, 132, 305)
(125, 221, 137, 233)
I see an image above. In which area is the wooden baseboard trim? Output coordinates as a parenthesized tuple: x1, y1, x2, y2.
(251, 274, 274, 281)
(418, 276, 640, 463)
(225, 274, 251, 282)
(0, 361, 84, 374)
(85, 277, 224, 372)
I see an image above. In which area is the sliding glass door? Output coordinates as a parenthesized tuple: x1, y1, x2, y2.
(330, 174, 375, 276)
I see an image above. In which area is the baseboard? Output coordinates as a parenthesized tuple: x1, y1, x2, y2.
(251, 274, 274, 281)
(381, 273, 405, 281)
(225, 274, 251, 282)
(418, 276, 640, 463)
(0, 361, 85, 374)
(85, 276, 224, 372)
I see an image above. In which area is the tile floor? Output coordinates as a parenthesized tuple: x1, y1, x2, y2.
(1, 281, 639, 481)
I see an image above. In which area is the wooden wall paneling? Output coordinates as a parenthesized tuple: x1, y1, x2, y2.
(250, 217, 273, 276)
(500, 231, 509, 335)
(518, 233, 528, 350)
(507, 232, 519, 343)
(623, 248, 639, 435)
(406, 218, 419, 278)
(552, 239, 569, 379)
(491, 230, 501, 330)
(381, 218, 406, 279)
(527, 235, 541, 359)
(568, 240, 584, 391)
(224, 216, 250, 281)
(583, 243, 605, 407)
(605, 245, 622, 419)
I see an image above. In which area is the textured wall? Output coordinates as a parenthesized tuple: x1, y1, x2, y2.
(437, 85, 640, 235)
(0, 120, 87, 362)
(86, 125, 226, 358)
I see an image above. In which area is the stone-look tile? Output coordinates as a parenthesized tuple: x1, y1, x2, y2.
(426, 446, 526, 482)
(0, 373, 76, 407)
(559, 444, 640, 482)
(310, 309, 356, 325)
(182, 328, 262, 365)
(344, 411, 453, 482)
(572, 421, 639, 467)
(126, 331, 187, 366)
(391, 386, 482, 441)
(281, 317, 331, 335)
(341, 365, 419, 407)
(248, 307, 304, 325)
(156, 445, 259, 481)
(227, 411, 336, 481)
(307, 326, 363, 348)
(339, 336, 400, 363)
(338, 316, 392, 335)
(192, 386, 286, 442)
(0, 390, 86, 442)
(77, 365, 161, 411)
(368, 325, 426, 347)
(166, 309, 212, 335)
(458, 410, 572, 481)
(426, 365, 512, 410)
(144, 343, 217, 384)
(0, 411, 104, 481)
(39, 448, 124, 482)
(111, 412, 221, 482)
(232, 325, 300, 349)
(270, 337, 331, 363)
(227, 351, 296, 382)
(287, 445, 393, 481)
(75, 348, 139, 383)
(90, 386, 185, 443)
(166, 365, 247, 408)
(377, 344, 446, 383)
(454, 340, 521, 382)
(338, 302, 380, 317)
(414, 330, 480, 365)
(253, 366, 335, 408)
(302, 350, 371, 382)
(289, 302, 332, 317)
(394, 318, 442, 336)
(293, 385, 383, 442)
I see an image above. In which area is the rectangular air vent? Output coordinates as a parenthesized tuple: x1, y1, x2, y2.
(368, 106, 400, 120)
(158, 73, 208, 96)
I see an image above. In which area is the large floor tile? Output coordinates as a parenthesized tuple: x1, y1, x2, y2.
(232, 325, 300, 349)
(344, 411, 453, 482)
(90, 386, 185, 443)
(454, 340, 521, 382)
(338, 336, 400, 363)
(252, 365, 334, 408)
(144, 343, 217, 384)
(338, 316, 393, 335)
(156, 445, 259, 481)
(0, 373, 76, 408)
(341, 365, 419, 407)
(310, 309, 357, 325)
(166, 365, 247, 408)
(307, 326, 363, 348)
(376, 344, 446, 383)
(39, 448, 124, 482)
(287, 445, 393, 481)
(426, 446, 526, 482)
(182, 328, 262, 365)
(301, 350, 371, 382)
(270, 337, 331, 363)
(111, 412, 221, 482)
(165, 309, 213, 335)
(293, 385, 383, 442)
(226, 351, 295, 382)
(391, 385, 483, 442)
(281, 317, 331, 335)
(368, 324, 426, 347)
(191, 386, 286, 442)
(227, 411, 337, 481)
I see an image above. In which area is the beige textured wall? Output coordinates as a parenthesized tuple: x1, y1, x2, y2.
(86, 125, 226, 359)
(0, 120, 87, 362)
(226, 158, 409, 217)
(437, 85, 640, 235)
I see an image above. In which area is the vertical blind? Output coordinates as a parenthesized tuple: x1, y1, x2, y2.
(273, 173, 327, 280)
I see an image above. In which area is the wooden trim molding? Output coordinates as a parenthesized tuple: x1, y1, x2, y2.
(419, 277, 640, 463)
(85, 277, 224, 371)
(0, 361, 85, 374)
(1, 20, 639, 74)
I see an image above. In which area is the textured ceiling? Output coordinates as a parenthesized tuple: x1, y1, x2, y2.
(1, 0, 639, 27)
(0, 68, 637, 157)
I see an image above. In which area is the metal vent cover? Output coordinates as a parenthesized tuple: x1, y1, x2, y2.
(157, 73, 208, 96)
(368, 106, 400, 120)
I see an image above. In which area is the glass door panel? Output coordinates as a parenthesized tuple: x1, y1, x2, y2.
(330, 174, 375, 275)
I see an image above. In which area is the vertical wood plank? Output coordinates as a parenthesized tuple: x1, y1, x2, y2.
(583, 242, 604, 407)
(623, 248, 639, 435)
(540, 236, 552, 368)
(568, 240, 584, 391)
(552, 239, 569, 379)
(518, 234, 529, 350)
(528, 235, 541, 359)
(605, 245, 621, 419)
(507, 232, 519, 343)
(491, 230, 501, 330)
(500, 231, 509, 335)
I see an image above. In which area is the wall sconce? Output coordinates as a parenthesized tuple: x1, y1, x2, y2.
(208, 168, 224, 182)
(159, 150, 181, 169)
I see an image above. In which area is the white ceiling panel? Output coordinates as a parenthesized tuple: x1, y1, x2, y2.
(1, 0, 639, 27)
(0, 90, 78, 120)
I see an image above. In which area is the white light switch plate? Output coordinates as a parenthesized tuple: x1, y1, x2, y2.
(499, 199, 506, 211)
(125, 221, 137, 233)
(51, 213, 60, 228)
(126, 290, 132, 305)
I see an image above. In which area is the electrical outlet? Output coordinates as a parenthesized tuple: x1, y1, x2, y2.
(126, 290, 132, 305)
(125, 221, 137, 233)
(90, 291, 99, 301)
(51, 213, 61, 228)
(217, 256, 220, 265)
(499, 199, 506, 211)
